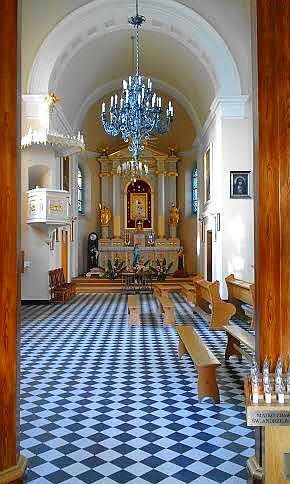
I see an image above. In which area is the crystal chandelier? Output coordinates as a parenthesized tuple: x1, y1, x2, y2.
(101, 0, 174, 170)
(117, 159, 148, 183)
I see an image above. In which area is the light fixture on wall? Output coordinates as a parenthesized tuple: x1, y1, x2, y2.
(100, 0, 174, 176)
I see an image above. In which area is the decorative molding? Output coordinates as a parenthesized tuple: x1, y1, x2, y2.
(210, 95, 250, 119)
(27, 0, 242, 100)
(21, 128, 85, 155)
(0, 454, 28, 483)
(193, 95, 250, 148)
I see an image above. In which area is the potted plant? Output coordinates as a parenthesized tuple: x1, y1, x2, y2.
(149, 258, 173, 281)
(102, 258, 126, 280)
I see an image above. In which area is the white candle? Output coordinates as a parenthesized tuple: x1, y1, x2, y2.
(102, 102, 105, 113)
(148, 78, 151, 88)
(138, 94, 141, 105)
(126, 90, 129, 103)
(129, 76, 132, 86)
(115, 94, 118, 106)
(120, 98, 124, 108)
(110, 96, 114, 107)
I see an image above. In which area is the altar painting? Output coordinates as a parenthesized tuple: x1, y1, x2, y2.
(126, 179, 152, 229)
(130, 193, 148, 220)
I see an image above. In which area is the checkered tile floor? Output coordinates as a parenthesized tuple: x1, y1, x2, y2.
(21, 293, 254, 483)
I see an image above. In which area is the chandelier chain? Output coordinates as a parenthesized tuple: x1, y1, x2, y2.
(100, 0, 174, 175)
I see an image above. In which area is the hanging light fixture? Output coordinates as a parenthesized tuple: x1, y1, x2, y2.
(100, 0, 174, 177)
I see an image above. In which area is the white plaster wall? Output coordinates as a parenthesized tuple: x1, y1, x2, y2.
(77, 156, 100, 274)
(197, 109, 254, 298)
(177, 153, 197, 275)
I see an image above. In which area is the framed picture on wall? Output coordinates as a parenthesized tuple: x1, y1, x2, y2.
(204, 144, 212, 203)
(230, 171, 251, 198)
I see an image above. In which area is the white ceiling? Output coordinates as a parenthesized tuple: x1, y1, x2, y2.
(56, 29, 215, 128)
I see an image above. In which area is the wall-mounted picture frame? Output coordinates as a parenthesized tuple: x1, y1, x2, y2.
(204, 143, 212, 204)
(230, 171, 251, 198)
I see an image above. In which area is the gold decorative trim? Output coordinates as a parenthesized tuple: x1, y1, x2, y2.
(0, 454, 28, 482)
(166, 171, 178, 177)
(99, 172, 112, 178)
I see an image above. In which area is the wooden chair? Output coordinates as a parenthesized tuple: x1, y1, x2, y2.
(48, 268, 73, 303)
(176, 325, 221, 403)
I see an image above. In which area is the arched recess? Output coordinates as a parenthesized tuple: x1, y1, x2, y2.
(28, 0, 242, 100)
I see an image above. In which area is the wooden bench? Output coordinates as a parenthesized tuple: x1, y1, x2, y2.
(153, 283, 183, 298)
(224, 324, 255, 362)
(48, 268, 74, 303)
(176, 325, 221, 403)
(128, 295, 141, 326)
(157, 295, 176, 325)
(225, 274, 255, 328)
(179, 275, 204, 304)
(194, 278, 236, 330)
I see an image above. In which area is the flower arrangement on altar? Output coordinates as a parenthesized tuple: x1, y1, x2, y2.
(149, 258, 173, 281)
(101, 258, 126, 280)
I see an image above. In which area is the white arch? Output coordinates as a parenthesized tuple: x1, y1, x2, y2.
(72, 77, 201, 135)
(28, 0, 242, 98)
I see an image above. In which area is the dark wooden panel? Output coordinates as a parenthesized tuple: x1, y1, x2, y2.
(256, 0, 290, 370)
(0, 0, 18, 473)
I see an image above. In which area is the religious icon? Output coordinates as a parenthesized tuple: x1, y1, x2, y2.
(230, 171, 251, 198)
(130, 193, 147, 220)
(169, 204, 179, 226)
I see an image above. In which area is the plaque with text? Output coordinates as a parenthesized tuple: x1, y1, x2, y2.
(244, 376, 290, 427)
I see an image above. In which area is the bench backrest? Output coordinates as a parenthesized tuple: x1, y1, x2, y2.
(176, 325, 220, 367)
(226, 274, 255, 305)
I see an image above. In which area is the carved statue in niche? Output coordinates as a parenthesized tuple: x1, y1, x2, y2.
(100, 205, 111, 225)
(87, 232, 99, 270)
(169, 204, 180, 226)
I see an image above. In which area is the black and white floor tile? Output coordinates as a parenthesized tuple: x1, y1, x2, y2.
(21, 293, 254, 484)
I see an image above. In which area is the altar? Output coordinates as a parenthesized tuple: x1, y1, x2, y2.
(93, 145, 181, 274)
(98, 238, 180, 273)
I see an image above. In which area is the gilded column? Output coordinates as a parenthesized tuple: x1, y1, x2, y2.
(112, 163, 121, 238)
(157, 160, 166, 239)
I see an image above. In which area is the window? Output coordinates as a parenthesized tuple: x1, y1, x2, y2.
(192, 167, 198, 214)
(60, 156, 70, 191)
(78, 166, 84, 214)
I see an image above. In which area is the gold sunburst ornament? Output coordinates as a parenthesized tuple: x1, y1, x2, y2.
(45, 92, 60, 113)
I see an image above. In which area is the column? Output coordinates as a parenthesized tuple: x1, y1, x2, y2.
(99, 156, 111, 240)
(157, 160, 165, 239)
(0, 0, 27, 482)
(112, 168, 121, 239)
(248, 2, 290, 483)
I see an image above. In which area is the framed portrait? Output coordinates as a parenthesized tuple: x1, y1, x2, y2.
(204, 144, 212, 203)
(130, 193, 148, 220)
(230, 171, 251, 198)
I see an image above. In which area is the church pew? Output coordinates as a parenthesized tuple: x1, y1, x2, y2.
(224, 324, 255, 362)
(179, 274, 204, 304)
(128, 295, 141, 326)
(153, 283, 183, 298)
(194, 278, 236, 330)
(157, 295, 176, 326)
(225, 274, 255, 328)
(176, 325, 221, 403)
